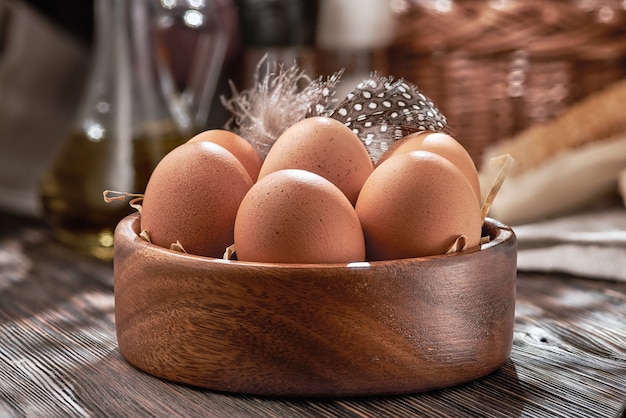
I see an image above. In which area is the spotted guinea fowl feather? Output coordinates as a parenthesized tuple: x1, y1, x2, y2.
(329, 76, 451, 162)
(221, 59, 450, 163)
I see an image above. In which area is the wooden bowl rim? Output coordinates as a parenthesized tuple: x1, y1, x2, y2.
(115, 213, 514, 270)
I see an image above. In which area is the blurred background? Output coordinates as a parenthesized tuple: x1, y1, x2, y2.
(1, 0, 626, 224)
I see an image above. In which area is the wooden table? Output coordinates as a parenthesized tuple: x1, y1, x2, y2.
(1, 211, 625, 417)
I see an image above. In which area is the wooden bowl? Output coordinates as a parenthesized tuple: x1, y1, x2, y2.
(114, 213, 516, 397)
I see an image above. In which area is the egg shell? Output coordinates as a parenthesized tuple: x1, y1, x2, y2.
(356, 150, 482, 260)
(257, 116, 373, 205)
(234, 169, 366, 264)
(141, 141, 253, 258)
(187, 129, 263, 181)
(377, 132, 481, 202)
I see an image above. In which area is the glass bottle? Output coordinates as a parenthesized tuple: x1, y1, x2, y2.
(314, 0, 394, 98)
(39, 0, 228, 261)
(235, 0, 319, 88)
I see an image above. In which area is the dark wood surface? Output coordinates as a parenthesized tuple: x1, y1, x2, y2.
(1, 211, 625, 417)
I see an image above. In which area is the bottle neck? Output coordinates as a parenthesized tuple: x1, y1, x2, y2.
(75, 0, 186, 139)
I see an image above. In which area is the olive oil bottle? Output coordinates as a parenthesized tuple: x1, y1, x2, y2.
(39, 0, 229, 261)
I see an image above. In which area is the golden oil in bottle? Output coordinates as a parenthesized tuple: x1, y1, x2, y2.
(40, 128, 186, 261)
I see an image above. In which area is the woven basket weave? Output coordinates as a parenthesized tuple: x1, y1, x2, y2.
(388, 0, 626, 167)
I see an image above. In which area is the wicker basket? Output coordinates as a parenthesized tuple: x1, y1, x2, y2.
(388, 0, 626, 167)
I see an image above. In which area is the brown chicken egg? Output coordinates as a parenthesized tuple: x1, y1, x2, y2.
(257, 116, 373, 205)
(187, 129, 263, 181)
(141, 141, 253, 257)
(377, 132, 481, 202)
(234, 169, 366, 264)
(355, 150, 482, 260)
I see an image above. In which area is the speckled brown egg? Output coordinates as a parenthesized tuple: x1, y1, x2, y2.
(355, 150, 481, 260)
(257, 116, 373, 205)
(234, 169, 366, 264)
(140, 141, 253, 257)
(187, 129, 263, 181)
(377, 132, 481, 202)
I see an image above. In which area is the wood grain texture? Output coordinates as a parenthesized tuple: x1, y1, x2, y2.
(1, 211, 625, 417)
(114, 214, 516, 396)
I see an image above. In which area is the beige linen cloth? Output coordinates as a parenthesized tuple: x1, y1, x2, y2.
(0, 1, 88, 217)
(513, 207, 626, 282)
